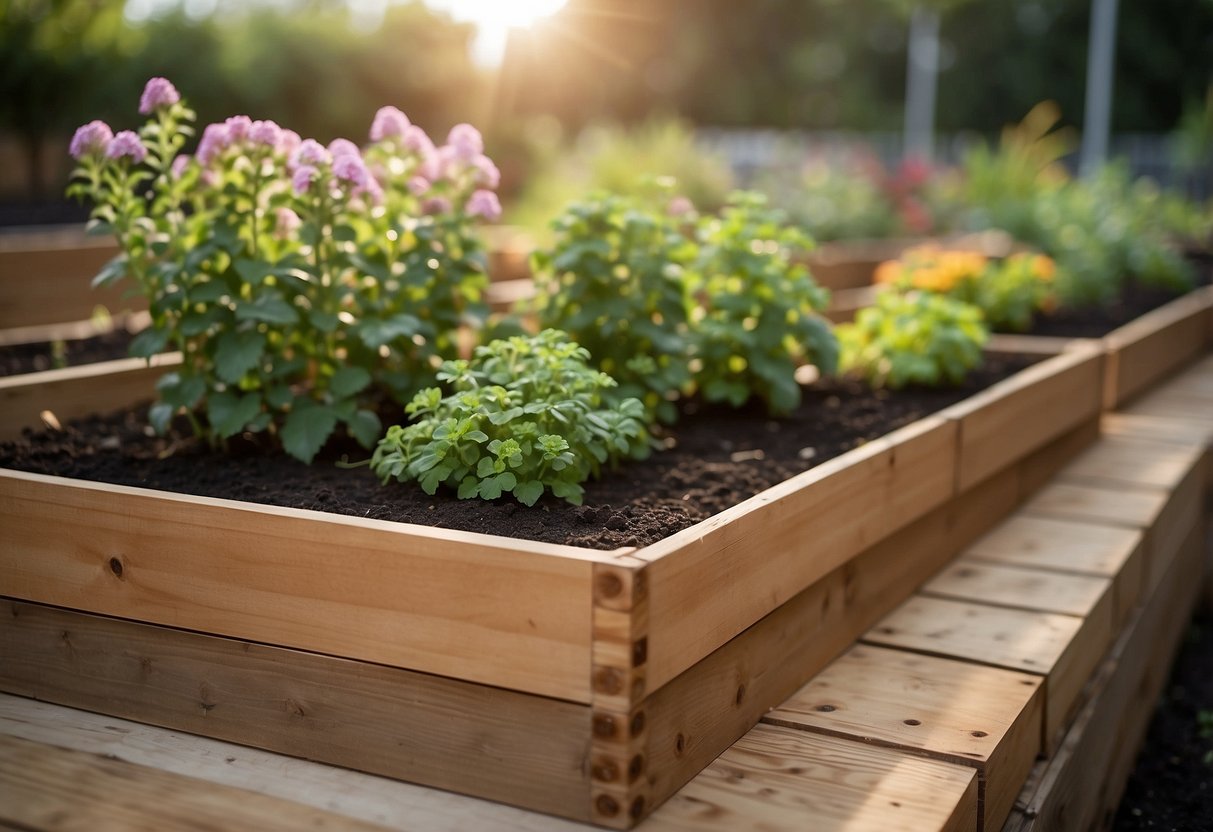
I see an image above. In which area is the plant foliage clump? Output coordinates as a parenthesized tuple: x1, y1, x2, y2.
(371, 330, 649, 506)
(837, 289, 988, 389)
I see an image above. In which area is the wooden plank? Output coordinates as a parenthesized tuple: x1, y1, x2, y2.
(863, 595, 1105, 756)
(0, 469, 605, 701)
(922, 558, 1114, 621)
(964, 515, 1145, 627)
(1057, 434, 1206, 491)
(1003, 517, 1207, 832)
(942, 345, 1104, 492)
(984, 333, 1079, 357)
(1101, 411, 1213, 454)
(638, 416, 958, 694)
(0, 238, 139, 329)
(1020, 480, 1167, 530)
(764, 644, 1043, 831)
(645, 723, 979, 832)
(1102, 285, 1213, 408)
(0, 733, 391, 832)
(0, 695, 585, 832)
(0, 311, 149, 349)
(0, 600, 592, 820)
(0, 354, 179, 442)
(1014, 417, 1101, 502)
(1142, 460, 1206, 594)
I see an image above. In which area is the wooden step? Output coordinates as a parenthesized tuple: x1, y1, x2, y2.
(922, 559, 1114, 623)
(763, 644, 1043, 831)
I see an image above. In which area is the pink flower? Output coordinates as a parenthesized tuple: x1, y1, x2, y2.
(69, 120, 114, 160)
(138, 77, 181, 115)
(465, 189, 502, 221)
(279, 129, 302, 156)
(422, 196, 452, 216)
(355, 177, 385, 207)
(197, 123, 230, 164)
(274, 207, 302, 239)
(667, 196, 694, 217)
(249, 119, 283, 149)
(292, 165, 319, 195)
(291, 139, 330, 170)
(333, 154, 371, 189)
(224, 115, 253, 142)
(447, 123, 483, 162)
(328, 138, 361, 160)
(472, 154, 500, 189)
(401, 125, 434, 156)
(407, 175, 430, 196)
(370, 106, 410, 142)
(170, 154, 190, 179)
(106, 130, 147, 164)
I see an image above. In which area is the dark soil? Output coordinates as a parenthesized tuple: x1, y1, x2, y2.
(1020, 282, 1188, 339)
(1114, 610, 1213, 830)
(0, 354, 1037, 549)
(0, 330, 135, 377)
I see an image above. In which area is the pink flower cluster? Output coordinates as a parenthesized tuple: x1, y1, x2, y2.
(69, 120, 114, 160)
(139, 77, 180, 115)
(197, 115, 300, 164)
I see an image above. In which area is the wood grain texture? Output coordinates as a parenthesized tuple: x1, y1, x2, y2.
(0, 695, 587, 832)
(644, 723, 978, 832)
(0, 469, 605, 701)
(942, 345, 1104, 491)
(1020, 480, 1167, 530)
(0, 354, 178, 442)
(964, 514, 1145, 627)
(0, 600, 592, 820)
(1102, 285, 1213, 409)
(764, 644, 1043, 831)
(0, 238, 138, 329)
(1014, 418, 1101, 502)
(1058, 434, 1206, 491)
(862, 595, 1104, 756)
(923, 558, 1113, 621)
(639, 416, 957, 694)
(0, 733, 391, 832)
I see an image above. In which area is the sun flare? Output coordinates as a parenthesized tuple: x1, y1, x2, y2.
(434, 0, 568, 65)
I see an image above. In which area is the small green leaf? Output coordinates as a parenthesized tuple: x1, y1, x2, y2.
(207, 391, 263, 439)
(345, 408, 382, 449)
(91, 255, 127, 288)
(233, 258, 273, 286)
(148, 402, 175, 435)
(329, 366, 372, 398)
(457, 476, 480, 499)
(156, 373, 206, 409)
(281, 404, 339, 464)
(128, 328, 169, 359)
(236, 293, 298, 325)
(514, 480, 544, 506)
(214, 331, 265, 384)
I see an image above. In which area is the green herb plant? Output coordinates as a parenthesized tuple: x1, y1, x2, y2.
(371, 330, 649, 506)
(838, 289, 988, 389)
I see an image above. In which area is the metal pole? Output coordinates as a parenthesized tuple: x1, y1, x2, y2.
(1080, 0, 1120, 177)
(904, 5, 941, 162)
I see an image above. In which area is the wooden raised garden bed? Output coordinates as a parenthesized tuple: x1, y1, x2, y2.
(0, 339, 1109, 828)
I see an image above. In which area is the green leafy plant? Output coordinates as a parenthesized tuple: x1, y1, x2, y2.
(68, 79, 498, 463)
(838, 289, 988, 389)
(531, 189, 696, 423)
(691, 192, 838, 414)
(371, 330, 649, 506)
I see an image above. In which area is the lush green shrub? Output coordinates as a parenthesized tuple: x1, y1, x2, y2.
(371, 330, 649, 506)
(838, 289, 988, 389)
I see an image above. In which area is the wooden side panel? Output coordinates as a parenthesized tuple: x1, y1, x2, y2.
(0, 240, 138, 329)
(0, 733, 390, 832)
(0, 600, 592, 821)
(639, 417, 957, 693)
(1102, 285, 1213, 409)
(0, 354, 178, 442)
(0, 470, 601, 701)
(764, 644, 1043, 831)
(1144, 461, 1206, 594)
(644, 724, 979, 832)
(1014, 418, 1101, 502)
(944, 346, 1104, 492)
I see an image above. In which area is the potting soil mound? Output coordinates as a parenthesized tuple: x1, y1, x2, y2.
(0, 330, 136, 377)
(1, 354, 1037, 549)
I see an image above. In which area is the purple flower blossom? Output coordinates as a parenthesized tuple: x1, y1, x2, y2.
(69, 120, 114, 160)
(370, 106, 410, 142)
(422, 196, 452, 216)
(328, 138, 361, 160)
(355, 177, 385, 207)
(667, 196, 695, 217)
(292, 165, 319, 195)
(472, 154, 500, 189)
(332, 154, 371, 189)
(447, 123, 483, 162)
(401, 125, 434, 156)
(197, 122, 230, 165)
(465, 189, 502, 221)
(248, 119, 283, 149)
(279, 129, 302, 156)
(407, 175, 430, 196)
(291, 139, 330, 170)
(224, 115, 253, 142)
(138, 77, 181, 115)
(275, 207, 302, 239)
(171, 154, 190, 179)
(106, 130, 147, 164)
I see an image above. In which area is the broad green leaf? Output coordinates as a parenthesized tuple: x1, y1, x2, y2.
(329, 366, 372, 399)
(281, 404, 338, 464)
(207, 391, 263, 439)
(357, 314, 423, 348)
(214, 331, 265, 383)
(233, 258, 273, 286)
(345, 408, 382, 449)
(236, 293, 298, 325)
(91, 255, 127, 289)
(128, 327, 169, 359)
(514, 480, 544, 506)
(156, 372, 206, 409)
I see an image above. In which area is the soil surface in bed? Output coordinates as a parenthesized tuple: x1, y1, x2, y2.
(0, 329, 136, 377)
(0, 354, 1037, 549)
